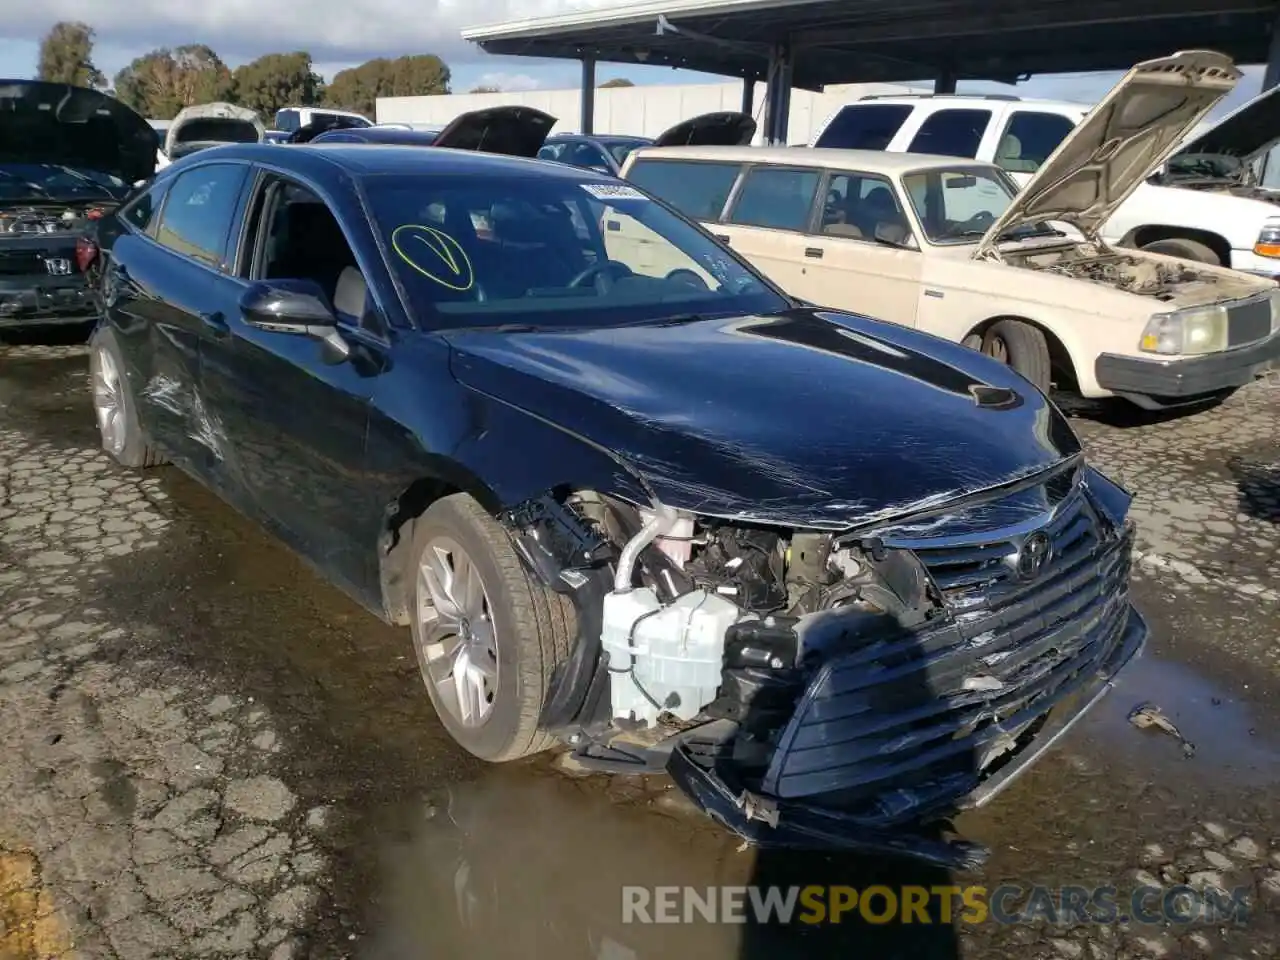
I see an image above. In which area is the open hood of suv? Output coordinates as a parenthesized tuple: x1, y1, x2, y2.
(975, 50, 1239, 257)
(0, 79, 158, 184)
(165, 102, 264, 159)
(431, 106, 556, 157)
(1169, 81, 1280, 163)
(653, 111, 757, 147)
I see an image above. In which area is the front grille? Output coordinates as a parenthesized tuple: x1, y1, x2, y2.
(1227, 296, 1272, 347)
(0, 251, 45, 275)
(763, 487, 1135, 822)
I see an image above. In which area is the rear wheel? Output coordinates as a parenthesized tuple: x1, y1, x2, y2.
(1140, 237, 1222, 265)
(89, 327, 167, 468)
(976, 319, 1052, 393)
(409, 493, 575, 762)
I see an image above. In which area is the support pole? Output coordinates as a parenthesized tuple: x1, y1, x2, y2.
(762, 43, 793, 145)
(581, 57, 596, 135)
(1259, 14, 1280, 184)
(935, 67, 957, 94)
(741, 75, 755, 115)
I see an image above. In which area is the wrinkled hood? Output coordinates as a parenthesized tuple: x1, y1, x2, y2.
(165, 102, 264, 158)
(444, 308, 1081, 529)
(1170, 81, 1280, 164)
(0, 78, 157, 184)
(653, 111, 757, 147)
(432, 106, 556, 157)
(976, 50, 1239, 256)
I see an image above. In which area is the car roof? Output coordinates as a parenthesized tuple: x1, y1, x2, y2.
(173, 142, 604, 180)
(315, 127, 441, 145)
(629, 144, 1003, 174)
(549, 133, 651, 142)
(846, 94, 1088, 113)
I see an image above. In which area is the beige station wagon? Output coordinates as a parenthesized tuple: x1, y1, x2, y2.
(616, 53, 1280, 410)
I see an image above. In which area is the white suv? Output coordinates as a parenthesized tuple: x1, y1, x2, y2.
(812, 85, 1280, 277)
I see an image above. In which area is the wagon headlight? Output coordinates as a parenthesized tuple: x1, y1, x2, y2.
(1253, 219, 1280, 259)
(1139, 304, 1229, 356)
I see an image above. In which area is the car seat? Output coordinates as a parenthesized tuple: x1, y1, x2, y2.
(267, 203, 356, 300)
(997, 133, 1038, 173)
(857, 185, 910, 244)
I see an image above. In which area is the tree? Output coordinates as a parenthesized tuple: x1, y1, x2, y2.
(232, 52, 324, 120)
(37, 22, 105, 88)
(469, 85, 501, 94)
(113, 45, 234, 119)
(326, 54, 451, 117)
(599, 78, 634, 88)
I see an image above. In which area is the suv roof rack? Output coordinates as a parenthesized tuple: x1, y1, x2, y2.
(858, 92, 1022, 102)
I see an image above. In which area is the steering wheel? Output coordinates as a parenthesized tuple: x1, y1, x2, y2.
(567, 260, 633, 290)
(665, 268, 709, 290)
(952, 210, 996, 232)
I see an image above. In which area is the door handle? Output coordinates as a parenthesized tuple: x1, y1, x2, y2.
(804, 247, 824, 259)
(714, 233, 731, 243)
(199, 310, 229, 336)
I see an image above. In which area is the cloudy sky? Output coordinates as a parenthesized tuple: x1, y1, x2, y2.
(0, 1, 1267, 114)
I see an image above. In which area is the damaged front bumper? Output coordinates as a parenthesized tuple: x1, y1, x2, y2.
(668, 604, 1145, 869)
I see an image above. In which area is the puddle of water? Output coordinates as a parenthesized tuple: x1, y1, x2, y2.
(1083, 654, 1280, 786)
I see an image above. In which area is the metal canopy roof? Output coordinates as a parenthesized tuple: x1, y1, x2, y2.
(461, 0, 1278, 91)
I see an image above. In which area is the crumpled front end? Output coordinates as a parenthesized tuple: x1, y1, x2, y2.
(507, 459, 1146, 868)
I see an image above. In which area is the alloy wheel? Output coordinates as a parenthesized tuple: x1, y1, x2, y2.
(91, 345, 127, 457)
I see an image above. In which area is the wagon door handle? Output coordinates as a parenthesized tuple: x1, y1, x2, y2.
(714, 233, 731, 243)
(804, 247, 824, 259)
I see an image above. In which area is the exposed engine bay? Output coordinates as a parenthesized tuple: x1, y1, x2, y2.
(0, 203, 111, 236)
(1002, 242, 1266, 303)
(501, 477, 1146, 868)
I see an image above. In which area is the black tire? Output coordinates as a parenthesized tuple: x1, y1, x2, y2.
(980, 319, 1052, 393)
(408, 493, 576, 762)
(88, 326, 168, 468)
(1140, 237, 1222, 265)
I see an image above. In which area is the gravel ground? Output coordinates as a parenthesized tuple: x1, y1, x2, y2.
(1, 340, 1278, 960)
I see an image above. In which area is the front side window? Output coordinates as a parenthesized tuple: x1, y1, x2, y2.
(820, 172, 914, 245)
(996, 112, 1077, 173)
(814, 104, 913, 150)
(901, 166, 1056, 245)
(907, 108, 993, 158)
(364, 174, 785, 330)
(625, 159, 741, 221)
(154, 163, 249, 267)
(727, 167, 821, 231)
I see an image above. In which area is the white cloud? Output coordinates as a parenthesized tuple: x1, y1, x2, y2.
(473, 71, 541, 91)
(14, 1, 631, 68)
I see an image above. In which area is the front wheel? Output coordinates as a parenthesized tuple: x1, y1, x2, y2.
(976, 319, 1052, 394)
(408, 493, 576, 762)
(1140, 237, 1222, 265)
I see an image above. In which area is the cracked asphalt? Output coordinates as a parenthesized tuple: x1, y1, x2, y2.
(1, 333, 1279, 960)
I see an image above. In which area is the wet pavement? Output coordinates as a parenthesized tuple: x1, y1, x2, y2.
(1, 333, 1279, 960)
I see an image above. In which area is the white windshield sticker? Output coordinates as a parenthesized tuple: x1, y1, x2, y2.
(581, 183, 648, 201)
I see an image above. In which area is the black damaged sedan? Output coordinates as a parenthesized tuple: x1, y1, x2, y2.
(0, 79, 157, 331)
(86, 117, 1147, 867)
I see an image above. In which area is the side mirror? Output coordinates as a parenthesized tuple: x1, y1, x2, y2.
(238, 279, 351, 364)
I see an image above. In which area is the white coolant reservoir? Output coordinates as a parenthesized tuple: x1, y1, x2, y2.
(600, 587, 741, 726)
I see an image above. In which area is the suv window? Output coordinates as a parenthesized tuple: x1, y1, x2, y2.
(274, 109, 301, 133)
(907, 108, 992, 158)
(814, 104, 913, 150)
(728, 167, 820, 231)
(155, 163, 249, 268)
(626, 159, 740, 220)
(995, 111, 1077, 173)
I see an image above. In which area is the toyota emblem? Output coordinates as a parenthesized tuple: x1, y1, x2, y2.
(1014, 531, 1053, 581)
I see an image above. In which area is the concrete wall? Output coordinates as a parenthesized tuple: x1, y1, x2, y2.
(376, 80, 922, 145)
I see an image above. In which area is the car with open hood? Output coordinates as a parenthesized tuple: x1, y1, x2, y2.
(157, 102, 265, 170)
(621, 51, 1280, 410)
(812, 54, 1280, 278)
(85, 131, 1146, 867)
(535, 112, 757, 176)
(0, 79, 157, 330)
(303, 105, 557, 157)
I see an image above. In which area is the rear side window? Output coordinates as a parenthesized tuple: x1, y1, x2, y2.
(121, 182, 168, 234)
(626, 159, 740, 221)
(995, 111, 1077, 173)
(907, 108, 992, 158)
(727, 167, 821, 231)
(814, 104, 912, 150)
(155, 163, 250, 268)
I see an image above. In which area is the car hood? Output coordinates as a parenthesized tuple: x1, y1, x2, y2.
(1169, 81, 1280, 164)
(432, 106, 557, 157)
(444, 308, 1082, 529)
(653, 111, 757, 147)
(165, 102, 264, 157)
(975, 50, 1239, 257)
(0, 78, 158, 184)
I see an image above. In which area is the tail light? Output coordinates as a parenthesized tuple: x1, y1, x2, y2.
(86, 207, 105, 220)
(75, 236, 98, 273)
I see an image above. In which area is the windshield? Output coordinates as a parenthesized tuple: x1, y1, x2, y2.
(364, 173, 786, 330)
(603, 139, 650, 165)
(1165, 152, 1247, 181)
(0, 163, 127, 202)
(902, 166, 1060, 244)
